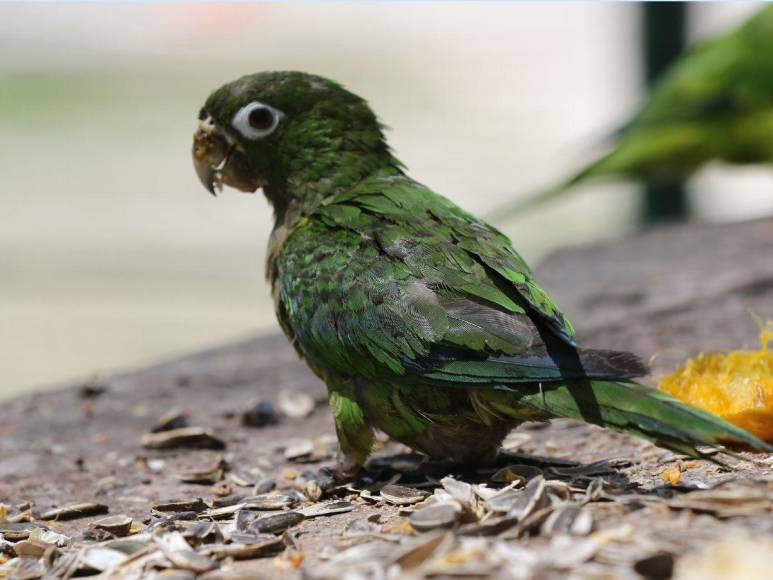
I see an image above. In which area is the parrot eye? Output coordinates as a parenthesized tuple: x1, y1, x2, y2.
(232, 101, 282, 140)
(249, 107, 273, 130)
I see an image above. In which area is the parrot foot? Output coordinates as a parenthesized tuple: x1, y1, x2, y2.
(334, 454, 364, 482)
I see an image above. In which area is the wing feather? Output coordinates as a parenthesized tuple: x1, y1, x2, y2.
(275, 172, 643, 387)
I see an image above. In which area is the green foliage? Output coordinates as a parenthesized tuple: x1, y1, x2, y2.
(494, 6, 773, 220)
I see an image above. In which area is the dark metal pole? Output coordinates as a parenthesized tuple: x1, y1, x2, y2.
(642, 2, 689, 223)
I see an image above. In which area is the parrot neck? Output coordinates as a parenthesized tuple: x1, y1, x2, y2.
(262, 150, 403, 286)
(265, 146, 404, 228)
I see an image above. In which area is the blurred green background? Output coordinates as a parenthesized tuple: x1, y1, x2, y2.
(2, 2, 771, 395)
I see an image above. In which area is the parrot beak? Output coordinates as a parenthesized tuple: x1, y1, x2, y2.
(192, 117, 263, 196)
(193, 117, 232, 196)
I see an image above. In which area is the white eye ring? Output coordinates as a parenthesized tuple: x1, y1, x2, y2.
(232, 101, 283, 140)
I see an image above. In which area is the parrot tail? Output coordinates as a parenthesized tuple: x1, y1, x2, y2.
(482, 380, 772, 461)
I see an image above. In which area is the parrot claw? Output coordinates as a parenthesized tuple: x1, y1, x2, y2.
(334, 454, 363, 482)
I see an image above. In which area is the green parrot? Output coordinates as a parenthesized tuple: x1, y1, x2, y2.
(492, 5, 773, 220)
(193, 71, 770, 477)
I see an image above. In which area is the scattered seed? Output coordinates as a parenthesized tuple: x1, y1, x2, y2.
(246, 492, 300, 511)
(254, 478, 277, 495)
(544, 479, 573, 502)
(90, 515, 133, 537)
(39, 502, 108, 521)
(277, 390, 315, 419)
(0, 522, 46, 541)
(158, 534, 218, 573)
(393, 532, 452, 571)
(228, 472, 254, 487)
(200, 503, 246, 520)
(235, 508, 260, 532)
(248, 511, 305, 534)
(324, 541, 396, 567)
(491, 464, 543, 484)
(584, 478, 605, 503)
(151, 409, 190, 433)
(80, 546, 128, 571)
(283, 439, 315, 461)
(380, 484, 429, 506)
(241, 401, 280, 428)
(28, 527, 69, 548)
(141, 427, 225, 450)
(152, 498, 207, 514)
(409, 501, 463, 532)
(485, 488, 522, 513)
(101, 539, 149, 555)
(12, 539, 50, 558)
(542, 505, 593, 536)
(440, 477, 476, 508)
(154, 570, 197, 580)
(204, 536, 285, 560)
(177, 466, 224, 485)
(183, 521, 224, 546)
(509, 477, 548, 521)
(299, 500, 355, 518)
(210, 494, 246, 508)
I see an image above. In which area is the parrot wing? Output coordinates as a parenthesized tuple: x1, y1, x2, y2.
(276, 171, 642, 382)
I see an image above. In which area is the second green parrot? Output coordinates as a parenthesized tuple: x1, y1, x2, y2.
(193, 71, 770, 476)
(494, 5, 773, 220)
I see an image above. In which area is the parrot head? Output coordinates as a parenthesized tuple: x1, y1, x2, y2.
(193, 71, 392, 204)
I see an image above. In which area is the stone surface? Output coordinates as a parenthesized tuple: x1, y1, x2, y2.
(1, 217, 771, 577)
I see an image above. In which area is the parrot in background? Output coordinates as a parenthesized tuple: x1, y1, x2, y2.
(491, 5, 773, 221)
(192, 71, 771, 477)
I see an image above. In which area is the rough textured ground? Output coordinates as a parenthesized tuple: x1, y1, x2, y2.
(1, 217, 772, 579)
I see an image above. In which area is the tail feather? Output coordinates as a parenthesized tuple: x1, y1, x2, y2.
(574, 347, 649, 380)
(490, 380, 772, 461)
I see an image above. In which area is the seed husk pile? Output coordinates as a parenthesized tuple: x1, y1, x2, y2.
(2, 417, 770, 579)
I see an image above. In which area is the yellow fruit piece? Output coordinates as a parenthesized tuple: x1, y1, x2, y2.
(661, 465, 682, 485)
(659, 325, 773, 442)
